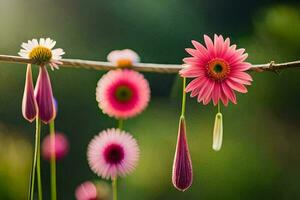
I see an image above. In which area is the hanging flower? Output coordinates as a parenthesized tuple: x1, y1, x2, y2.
(75, 181, 98, 200)
(18, 38, 65, 70)
(42, 132, 69, 161)
(87, 128, 140, 180)
(172, 117, 193, 191)
(212, 112, 223, 151)
(22, 64, 38, 122)
(34, 66, 56, 123)
(107, 49, 140, 68)
(180, 34, 253, 106)
(96, 69, 150, 119)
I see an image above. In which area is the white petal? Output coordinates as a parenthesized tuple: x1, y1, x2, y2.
(32, 39, 39, 46)
(39, 38, 45, 46)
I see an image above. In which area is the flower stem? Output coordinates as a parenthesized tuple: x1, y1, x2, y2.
(36, 118, 43, 200)
(28, 118, 41, 200)
(118, 119, 124, 130)
(181, 77, 187, 117)
(112, 177, 118, 200)
(218, 101, 221, 113)
(49, 121, 57, 200)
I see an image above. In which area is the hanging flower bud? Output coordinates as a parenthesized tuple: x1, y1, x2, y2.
(212, 112, 223, 151)
(172, 116, 193, 191)
(22, 64, 38, 122)
(34, 65, 56, 124)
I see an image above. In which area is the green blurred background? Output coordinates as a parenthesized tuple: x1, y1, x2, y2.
(0, 0, 300, 199)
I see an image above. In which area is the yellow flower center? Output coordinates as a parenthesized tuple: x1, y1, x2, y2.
(207, 59, 230, 81)
(29, 46, 52, 65)
(116, 59, 133, 68)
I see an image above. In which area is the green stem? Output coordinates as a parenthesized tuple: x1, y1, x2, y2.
(181, 77, 187, 117)
(49, 121, 57, 200)
(218, 101, 221, 113)
(28, 119, 41, 200)
(118, 119, 124, 130)
(112, 177, 118, 200)
(36, 118, 43, 200)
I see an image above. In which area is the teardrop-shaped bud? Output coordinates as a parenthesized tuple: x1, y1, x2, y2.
(172, 116, 193, 191)
(212, 112, 223, 151)
(22, 64, 38, 122)
(34, 65, 56, 124)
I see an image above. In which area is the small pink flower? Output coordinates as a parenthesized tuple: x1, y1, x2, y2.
(172, 117, 193, 191)
(87, 128, 140, 180)
(180, 34, 253, 106)
(34, 66, 56, 124)
(22, 64, 38, 122)
(42, 132, 69, 161)
(75, 181, 98, 200)
(107, 49, 140, 68)
(96, 69, 150, 119)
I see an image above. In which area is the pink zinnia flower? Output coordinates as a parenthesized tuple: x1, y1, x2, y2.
(22, 64, 38, 122)
(75, 181, 98, 200)
(180, 34, 253, 106)
(172, 117, 193, 191)
(107, 49, 140, 68)
(87, 128, 140, 180)
(42, 132, 69, 161)
(96, 69, 150, 119)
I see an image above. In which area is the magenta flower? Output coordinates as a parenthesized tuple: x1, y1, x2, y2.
(75, 181, 98, 200)
(107, 49, 140, 68)
(42, 132, 69, 161)
(22, 64, 38, 122)
(34, 66, 56, 124)
(87, 128, 140, 180)
(172, 117, 193, 191)
(180, 34, 253, 106)
(96, 69, 150, 119)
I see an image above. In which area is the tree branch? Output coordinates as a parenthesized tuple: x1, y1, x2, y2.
(0, 55, 299, 74)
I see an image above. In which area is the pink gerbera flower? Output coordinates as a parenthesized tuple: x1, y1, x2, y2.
(96, 69, 150, 119)
(42, 132, 69, 161)
(180, 34, 253, 106)
(87, 128, 140, 180)
(75, 181, 98, 200)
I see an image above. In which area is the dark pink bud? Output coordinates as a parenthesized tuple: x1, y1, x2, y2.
(34, 66, 56, 124)
(42, 132, 69, 161)
(22, 64, 38, 122)
(172, 116, 193, 191)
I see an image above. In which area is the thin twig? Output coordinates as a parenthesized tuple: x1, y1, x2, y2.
(0, 55, 300, 73)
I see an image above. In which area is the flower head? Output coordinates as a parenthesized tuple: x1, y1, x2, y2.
(107, 49, 140, 68)
(172, 117, 193, 191)
(96, 69, 150, 119)
(87, 128, 140, 180)
(34, 66, 56, 124)
(22, 64, 38, 122)
(19, 38, 65, 70)
(75, 181, 98, 200)
(42, 132, 69, 160)
(180, 34, 253, 106)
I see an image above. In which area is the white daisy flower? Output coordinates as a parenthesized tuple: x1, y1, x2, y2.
(18, 38, 65, 70)
(107, 49, 140, 68)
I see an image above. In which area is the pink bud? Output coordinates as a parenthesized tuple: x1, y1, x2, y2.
(42, 132, 69, 161)
(172, 116, 193, 191)
(34, 66, 56, 124)
(75, 181, 98, 200)
(22, 64, 38, 122)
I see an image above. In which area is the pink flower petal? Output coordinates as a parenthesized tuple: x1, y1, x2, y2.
(172, 117, 193, 191)
(226, 79, 248, 93)
(22, 64, 38, 122)
(221, 82, 237, 104)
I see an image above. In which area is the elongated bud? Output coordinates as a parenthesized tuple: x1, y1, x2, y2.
(34, 66, 56, 124)
(172, 116, 193, 191)
(212, 112, 223, 151)
(22, 64, 38, 122)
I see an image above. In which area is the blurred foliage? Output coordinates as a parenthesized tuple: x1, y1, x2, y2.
(0, 0, 300, 200)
